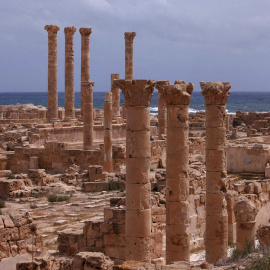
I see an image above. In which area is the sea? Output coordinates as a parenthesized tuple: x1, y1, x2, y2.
(0, 91, 269, 114)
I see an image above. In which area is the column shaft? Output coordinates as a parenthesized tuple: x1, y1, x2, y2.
(124, 32, 136, 80)
(82, 82, 94, 149)
(104, 92, 113, 173)
(64, 26, 76, 121)
(201, 81, 231, 263)
(158, 92, 166, 139)
(113, 79, 155, 262)
(45, 25, 60, 121)
(79, 28, 92, 118)
(111, 74, 120, 119)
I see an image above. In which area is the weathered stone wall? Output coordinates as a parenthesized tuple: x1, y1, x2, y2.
(7, 142, 103, 174)
(0, 213, 43, 262)
(226, 144, 270, 173)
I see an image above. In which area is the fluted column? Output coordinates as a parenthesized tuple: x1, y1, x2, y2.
(158, 81, 193, 263)
(64, 26, 76, 121)
(156, 81, 170, 140)
(44, 25, 60, 121)
(111, 74, 121, 119)
(124, 32, 136, 80)
(79, 28, 92, 119)
(113, 79, 155, 262)
(104, 92, 113, 173)
(200, 81, 231, 263)
(82, 81, 95, 150)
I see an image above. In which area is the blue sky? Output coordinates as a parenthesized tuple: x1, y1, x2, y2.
(1, 0, 270, 92)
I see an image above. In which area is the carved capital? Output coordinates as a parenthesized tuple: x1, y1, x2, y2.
(79, 28, 92, 36)
(64, 26, 77, 37)
(81, 81, 95, 88)
(44, 25, 60, 33)
(200, 81, 231, 105)
(124, 32, 136, 42)
(157, 80, 193, 106)
(113, 79, 155, 107)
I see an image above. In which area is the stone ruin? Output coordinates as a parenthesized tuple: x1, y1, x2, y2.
(0, 26, 269, 270)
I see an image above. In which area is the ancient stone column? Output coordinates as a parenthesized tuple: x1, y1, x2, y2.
(124, 32, 136, 80)
(234, 199, 257, 250)
(44, 25, 60, 121)
(156, 81, 170, 140)
(111, 74, 121, 119)
(200, 81, 231, 263)
(64, 26, 76, 121)
(104, 92, 113, 173)
(113, 79, 155, 262)
(82, 81, 95, 150)
(157, 81, 193, 263)
(79, 28, 92, 119)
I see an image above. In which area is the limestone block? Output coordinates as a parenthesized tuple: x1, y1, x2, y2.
(126, 157, 150, 184)
(206, 149, 226, 172)
(205, 127, 226, 150)
(126, 131, 150, 158)
(83, 182, 109, 192)
(9, 241, 18, 256)
(166, 177, 189, 202)
(0, 242, 10, 259)
(166, 224, 189, 252)
(126, 209, 151, 237)
(104, 234, 125, 247)
(18, 224, 31, 240)
(126, 106, 150, 131)
(166, 201, 189, 225)
(257, 223, 270, 247)
(205, 105, 226, 128)
(125, 183, 151, 210)
(125, 236, 151, 262)
(105, 245, 125, 259)
(1, 215, 15, 228)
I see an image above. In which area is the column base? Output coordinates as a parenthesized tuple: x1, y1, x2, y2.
(63, 117, 77, 122)
(46, 118, 60, 123)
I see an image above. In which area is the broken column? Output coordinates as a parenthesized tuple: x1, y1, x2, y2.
(234, 199, 257, 250)
(104, 92, 113, 173)
(44, 25, 60, 121)
(82, 81, 95, 150)
(200, 81, 231, 263)
(156, 81, 170, 140)
(64, 26, 76, 121)
(111, 74, 121, 120)
(79, 28, 92, 119)
(113, 79, 155, 262)
(158, 80, 193, 263)
(124, 32, 136, 80)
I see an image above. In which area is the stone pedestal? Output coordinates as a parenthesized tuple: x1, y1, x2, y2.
(82, 81, 95, 150)
(79, 28, 92, 119)
(158, 81, 194, 263)
(29, 156, 39, 169)
(156, 81, 170, 140)
(64, 26, 76, 121)
(111, 74, 121, 119)
(104, 92, 113, 173)
(113, 79, 155, 262)
(124, 32, 136, 80)
(234, 199, 257, 250)
(44, 25, 60, 122)
(200, 81, 231, 263)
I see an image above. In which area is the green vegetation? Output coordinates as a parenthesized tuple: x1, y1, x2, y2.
(108, 180, 119, 191)
(0, 199, 5, 208)
(47, 193, 70, 203)
(231, 239, 256, 260)
(7, 174, 15, 179)
(249, 253, 270, 269)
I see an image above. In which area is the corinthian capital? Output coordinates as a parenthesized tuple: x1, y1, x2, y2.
(124, 32, 136, 42)
(64, 26, 77, 37)
(44, 25, 60, 33)
(79, 28, 92, 36)
(200, 81, 231, 105)
(157, 80, 193, 106)
(113, 79, 155, 107)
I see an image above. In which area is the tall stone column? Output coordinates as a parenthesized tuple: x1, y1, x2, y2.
(79, 28, 92, 119)
(156, 81, 170, 140)
(111, 74, 121, 119)
(200, 81, 231, 263)
(113, 79, 155, 262)
(64, 26, 76, 121)
(44, 25, 60, 121)
(82, 81, 95, 150)
(158, 81, 193, 263)
(124, 32, 136, 80)
(104, 92, 113, 173)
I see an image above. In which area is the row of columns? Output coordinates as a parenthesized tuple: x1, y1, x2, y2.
(44, 25, 92, 122)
